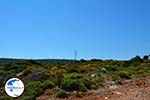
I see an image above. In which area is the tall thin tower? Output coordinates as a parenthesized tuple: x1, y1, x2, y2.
(75, 50, 77, 61)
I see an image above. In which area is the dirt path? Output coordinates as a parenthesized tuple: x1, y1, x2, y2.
(97, 76, 150, 100)
(37, 76, 150, 100)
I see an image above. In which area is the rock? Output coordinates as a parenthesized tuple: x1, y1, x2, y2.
(91, 74, 97, 78)
(115, 92, 122, 95)
(109, 85, 118, 89)
(101, 68, 108, 73)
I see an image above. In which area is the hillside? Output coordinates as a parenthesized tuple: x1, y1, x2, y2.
(0, 56, 150, 100)
(0, 58, 75, 66)
(38, 76, 150, 100)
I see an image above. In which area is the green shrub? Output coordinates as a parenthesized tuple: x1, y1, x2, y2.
(92, 76, 105, 87)
(111, 74, 121, 82)
(0, 70, 7, 75)
(130, 56, 143, 63)
(90, 84, 97, 90)
(80, 76, 105, 89)
(42, 80, 55, 89)
(44, 89, 53, 95)
(62, 79, 80, 91)
(79, 83, 88, 92)
(130, 62, 142, 67)
(25, 81, 44, 99)
(105, 66, 118, 72)
(75, 91, 82, 98)
(62, 79, 87, 92)
(49, 77, 57, 85)
(81, 64, 97, 73)
(56, 90, 68, 98)
(3, 61, 33, 73)
(80, 78, 93, 89)
(20, 96, 34, 100)
(64, 73, 83, 79)
(117, 71, 131, 79)
(0, 95, 13, 100)
(23, 66, 34, 75)
(67, 67, 79, 73)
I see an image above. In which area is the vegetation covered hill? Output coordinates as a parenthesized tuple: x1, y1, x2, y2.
(0, 58, 75, 66)
(0, 55, 150, 100)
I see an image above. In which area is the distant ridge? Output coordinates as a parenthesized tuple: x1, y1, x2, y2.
(0, 58, 75, 66)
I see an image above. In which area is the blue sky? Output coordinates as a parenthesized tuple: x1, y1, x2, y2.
(0, 0, 150, 60)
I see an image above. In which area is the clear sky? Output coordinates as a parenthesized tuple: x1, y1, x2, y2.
(0, 0, 150, 60)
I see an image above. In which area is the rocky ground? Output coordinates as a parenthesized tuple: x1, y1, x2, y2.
(37, 76, 150, 100)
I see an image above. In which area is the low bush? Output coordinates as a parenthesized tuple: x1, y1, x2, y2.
(75, 91, 82, 98)
(79, 83, 88, 92)
(56, 90, 68, 98)
(42, 80, 55, 89)
(0, 95, 13, 100)
(90, 84, 97, 90)
(81, 64, 97, 73)
(80, 78, 94, 89)
(62, 79, 80, 91)
(117, 71, 131, 79)
(105, 65, 118, 72)
(25, 81, 44, 99)
(92, 76, 105, 87)
(111, 74, 121, 82)
(80, 76, 105, 89)
(62, 79, 87, 92)
(0, 70, 7, 75)
(66, 67, 80, 73)
(20, 96, 34, 100)
(44, 89, 53, 95)
(64, 73, 83, 79)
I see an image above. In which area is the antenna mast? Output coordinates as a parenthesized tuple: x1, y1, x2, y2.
(75, 50, 77, 61)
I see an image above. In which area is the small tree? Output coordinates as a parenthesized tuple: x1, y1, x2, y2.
(143, 55, 149, 60)
(130, 55, 143, 62)
(51, 67, 65, 88)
